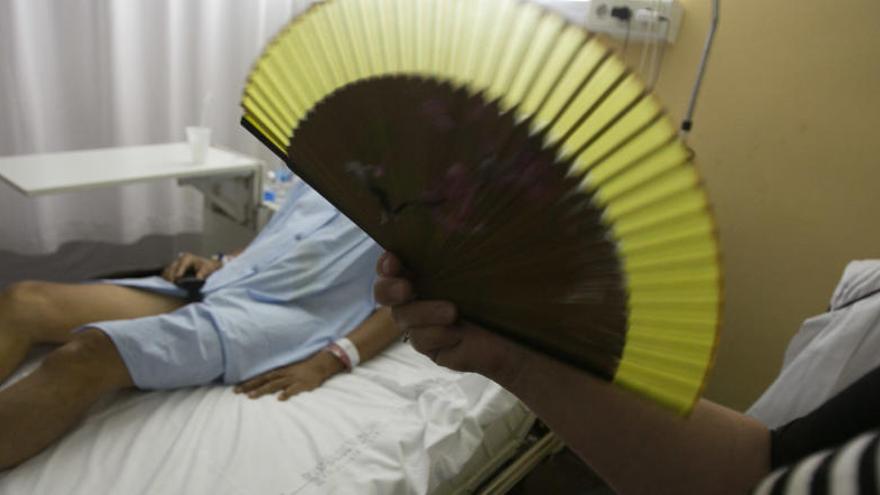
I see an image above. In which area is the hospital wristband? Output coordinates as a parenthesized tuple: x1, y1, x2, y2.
(324, 338, 360, 371)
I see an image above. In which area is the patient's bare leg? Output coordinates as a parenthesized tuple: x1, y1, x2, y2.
(0, 281, 186, 382)
(0, 329, 133, 469)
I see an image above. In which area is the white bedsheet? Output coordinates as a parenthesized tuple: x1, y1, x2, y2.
(0, 343, 530, 494)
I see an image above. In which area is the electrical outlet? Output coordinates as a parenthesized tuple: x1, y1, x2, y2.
(584, 0, 683, 43)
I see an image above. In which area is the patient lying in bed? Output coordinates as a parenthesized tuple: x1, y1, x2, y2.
(0, 178, 399, 469)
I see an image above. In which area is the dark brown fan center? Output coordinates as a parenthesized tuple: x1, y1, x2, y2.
(285, 76, 627, 380)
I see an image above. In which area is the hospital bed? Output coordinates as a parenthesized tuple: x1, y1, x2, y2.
(0, 144, 563, 492)
(0, 342, 558, 494)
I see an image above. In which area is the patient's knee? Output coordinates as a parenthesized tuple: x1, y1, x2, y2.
(0, 280, 51, 316)
(41, 330, 131, 388)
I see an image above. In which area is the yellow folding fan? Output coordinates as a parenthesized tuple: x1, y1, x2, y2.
(240, 0, 722, 414)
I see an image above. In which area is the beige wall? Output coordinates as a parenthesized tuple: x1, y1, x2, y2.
(606, 0, 880, 409)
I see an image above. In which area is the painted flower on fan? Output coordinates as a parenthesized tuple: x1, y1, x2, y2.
(421, 162, 480, 233)
(345, 160, 385, 181)
(346, 160, 393, 223)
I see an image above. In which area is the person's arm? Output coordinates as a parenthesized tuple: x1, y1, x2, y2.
(234, 307, 400, 400)
(499, 342, 769, 495)
(344, 306, 403, 361)
(375, 252, 770, 495)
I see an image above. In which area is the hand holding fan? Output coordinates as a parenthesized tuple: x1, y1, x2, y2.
(241, 0, 722, 414)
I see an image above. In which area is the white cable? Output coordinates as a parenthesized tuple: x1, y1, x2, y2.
(647, 18, 670, 88)
(635, 5, 660, 79)
(647, 9, 659, 84)
(650, 0, 662, 81)
(637, 19, 651, 76)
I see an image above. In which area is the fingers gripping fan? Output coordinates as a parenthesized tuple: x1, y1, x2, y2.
(242, 0, 722, 414)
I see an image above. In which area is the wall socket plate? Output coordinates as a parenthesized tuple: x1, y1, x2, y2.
(584, 0, 683, 43)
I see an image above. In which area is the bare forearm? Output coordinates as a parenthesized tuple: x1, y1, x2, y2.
(346, 307, 400, 363)
(234, 309, 400, 399)
(496, 346, 770, 495)
(305, 309, 399, 379)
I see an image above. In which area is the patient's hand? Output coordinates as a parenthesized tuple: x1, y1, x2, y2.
(234, 350, 345, 401)
(161, 252, 222, 281)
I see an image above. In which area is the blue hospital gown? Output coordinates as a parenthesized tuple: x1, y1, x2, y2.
(90, 180, 382, 389)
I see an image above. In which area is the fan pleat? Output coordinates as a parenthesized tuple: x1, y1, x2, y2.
(564, 83, 650, 163)
(488, 3, 542, 104)
(243, 96, 285, 149)
(297, 12, 336, 94)
(251, 72, 295, 134)
(531, 40, 609, 131)
(554, 70, 633, 153)
(587, 135, 680, 193)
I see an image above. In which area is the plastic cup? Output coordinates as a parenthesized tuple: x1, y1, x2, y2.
(186, 126, 212, 164)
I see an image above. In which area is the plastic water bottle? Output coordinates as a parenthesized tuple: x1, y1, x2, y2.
(262, 167, 295, 207)
(263, 168, 279, 205)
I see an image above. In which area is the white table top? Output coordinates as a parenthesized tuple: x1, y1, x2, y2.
(0, 142, 263, 196)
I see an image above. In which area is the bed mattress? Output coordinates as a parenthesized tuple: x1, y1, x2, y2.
(0, 342, 532, 494)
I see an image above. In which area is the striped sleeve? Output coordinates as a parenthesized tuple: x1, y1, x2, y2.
(752, 430, 880, 495)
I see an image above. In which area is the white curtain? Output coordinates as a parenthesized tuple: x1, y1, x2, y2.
(0, 0, 314, 255)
